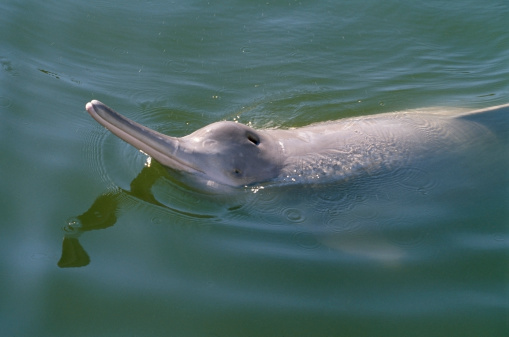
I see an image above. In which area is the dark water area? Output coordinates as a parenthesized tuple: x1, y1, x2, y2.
(1, 0, 508, 336)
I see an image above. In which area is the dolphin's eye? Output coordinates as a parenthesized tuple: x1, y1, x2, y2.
(246, 132, 260, 145)
(234, 169, 242, 175)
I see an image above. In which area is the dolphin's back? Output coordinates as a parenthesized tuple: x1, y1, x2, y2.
(456, 103, 509, 139)
(269, 106, 504, 185)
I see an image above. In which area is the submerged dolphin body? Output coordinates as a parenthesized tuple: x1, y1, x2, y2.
(86, 100, 507, 192)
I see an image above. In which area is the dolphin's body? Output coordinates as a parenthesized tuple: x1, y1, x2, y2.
(59, 100, 507, 267)
(86, 100, 507, 192)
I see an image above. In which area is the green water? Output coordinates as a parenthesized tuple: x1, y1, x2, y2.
(1, 0, 508, 336)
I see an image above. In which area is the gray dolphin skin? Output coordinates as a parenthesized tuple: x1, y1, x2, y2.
(86, 100, 507, 191)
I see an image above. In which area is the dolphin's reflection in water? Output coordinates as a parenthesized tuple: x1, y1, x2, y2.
(59, 163, 170, 267)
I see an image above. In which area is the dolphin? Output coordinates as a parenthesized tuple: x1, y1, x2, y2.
(85, 100, 508, 192)
(60, 100, 506, 267)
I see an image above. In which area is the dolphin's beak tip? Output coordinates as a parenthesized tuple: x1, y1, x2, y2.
(85, 101, 94, 114)
(86, 99, 102, 108)
(86, 100, 104, 114)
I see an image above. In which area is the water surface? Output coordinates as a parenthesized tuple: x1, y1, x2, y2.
(1, 0, 508, 336)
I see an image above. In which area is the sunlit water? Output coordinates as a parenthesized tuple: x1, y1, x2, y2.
(1, 0, 508, 336)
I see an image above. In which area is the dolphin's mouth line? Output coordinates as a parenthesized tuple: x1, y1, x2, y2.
(85, 100, 205, 175)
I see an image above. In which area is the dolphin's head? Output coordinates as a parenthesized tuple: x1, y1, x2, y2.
(86, 100, 282, 191)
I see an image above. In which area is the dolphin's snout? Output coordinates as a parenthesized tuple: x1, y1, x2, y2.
(85, 101, 94, 113)
(85, 100, 203, 176)
(85, 100, 102, 116)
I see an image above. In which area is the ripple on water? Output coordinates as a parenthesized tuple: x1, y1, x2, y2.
(146, 199, 216, 234)
(292, 231, 321, 250)
(82, 128, 112, 185)
(282, 207, 306, 223)
(127, 88, 172, 107)
(151, 178, 222, 219)
(315, 184, 350, 204)
(325, 217, 366, 233)
(82, 126, 147, 189)
(394, 166, 438, 194)
(164, 58, 190, 73)
(314, 178, 363, 201)
(230, 186, 304, 228)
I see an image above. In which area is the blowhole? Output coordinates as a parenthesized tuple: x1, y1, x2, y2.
(247, 133, 260, 145)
